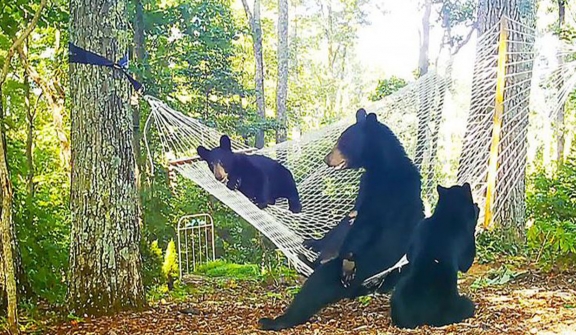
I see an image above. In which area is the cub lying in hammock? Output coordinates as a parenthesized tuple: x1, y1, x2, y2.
(197, 135, 302, 213)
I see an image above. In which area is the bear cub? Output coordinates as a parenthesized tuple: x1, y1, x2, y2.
(390, 182, 479, 329)
(197, 135, 302, 213)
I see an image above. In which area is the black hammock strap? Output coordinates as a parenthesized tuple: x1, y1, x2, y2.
(68, 42, 143, 93)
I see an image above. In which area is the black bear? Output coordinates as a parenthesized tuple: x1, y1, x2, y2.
(197, 135, 302, 213)
(259, 109, 424, 330)
(300, 109, 373, 268)
(390, 183, 479, 329)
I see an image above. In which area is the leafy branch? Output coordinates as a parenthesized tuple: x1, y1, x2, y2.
(0, 0, 48, 85)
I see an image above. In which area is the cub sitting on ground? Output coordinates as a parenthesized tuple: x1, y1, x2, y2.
(197, 135, 302, 213)
(390, 182, 479, 329)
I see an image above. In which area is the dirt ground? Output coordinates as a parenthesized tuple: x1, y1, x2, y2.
(23, 264, 576, 334)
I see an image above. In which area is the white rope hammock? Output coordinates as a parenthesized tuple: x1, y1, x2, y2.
(143, 17, 576, 281)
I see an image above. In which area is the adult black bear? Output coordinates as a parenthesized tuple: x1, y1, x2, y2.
(197, 135, 302, 213)
(390, 183, 479, 329)
(259, 109, 424, 330)
(300, 110, 373, 267)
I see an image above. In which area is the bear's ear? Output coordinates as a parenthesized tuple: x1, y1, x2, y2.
(366, 113, 378, 123)
(356, 108, 367, 123)
(436, 185, 447, 196)
(220, 135, 232, 151)
(197, 146, 210, 159)
(462, 182, 472, 198)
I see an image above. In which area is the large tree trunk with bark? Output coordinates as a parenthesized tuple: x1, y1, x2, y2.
(276, 0, 289, 144)
(458, 0, 536, 241)
(68, 0, 146, 316)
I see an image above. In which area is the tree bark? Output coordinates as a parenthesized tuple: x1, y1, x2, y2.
(241, 0, 266, 149)
(555, 0, 566, 165)
(458, 0, 536, 241)
(68, 0, 146, 316)
(414, 0, 432, 169)
(0, 85, 18, 334)
(276, 0, 289, 144)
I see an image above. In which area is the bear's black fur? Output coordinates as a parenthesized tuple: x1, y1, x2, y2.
(197, 135, 302, 213)
(302, 209, 358, 267)
(390, 183, 479, 329)
(301, 110, 372, 267)
(259, 109, 424, 330)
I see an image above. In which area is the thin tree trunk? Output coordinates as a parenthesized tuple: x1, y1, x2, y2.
(133, 0, 146, 180)
(24, 47, 34, 202)
(0, 85, 18, 334)
(555, 0, 566, 165)
(0, 2, 47, 329)
(458, 0, 536, 241)
(241, 0, 266, 148)
(68, 0, 146, 316)
(16, 46, 70, 169)
(276, 0, 289, 144)
(414, 0, 432, 169)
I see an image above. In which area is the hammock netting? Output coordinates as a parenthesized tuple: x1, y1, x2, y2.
(143, 17, 576, 279)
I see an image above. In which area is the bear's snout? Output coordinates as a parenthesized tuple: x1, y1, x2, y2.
(325, 147, 346, 169)
(213, 163, 228, 182)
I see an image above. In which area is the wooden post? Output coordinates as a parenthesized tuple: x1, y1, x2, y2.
(484, 17, 508, 229)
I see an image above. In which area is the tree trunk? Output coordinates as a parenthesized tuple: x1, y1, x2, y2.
(253, 0, 266, 149)
(241, 0, 266, 149)
(133, 0, 145, 179)
(458, 0, 536, 241)
(414, 0, 432, 169)
(0, 85, 18, 334)
(68, 0, 146, 316)
(555, 0, 565, 165)
(276, 0, 289, 144)
(24, 54, 34, 202)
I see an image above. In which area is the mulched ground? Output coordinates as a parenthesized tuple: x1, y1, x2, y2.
(18, 264, 576, 335)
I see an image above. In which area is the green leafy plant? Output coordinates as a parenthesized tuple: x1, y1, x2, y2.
(526, 156, 576, 269)
(369, 76, 408, 101)
(195, 260, 260, 280)
(162, 240, 179, 283)
(470, 265, 526, 290)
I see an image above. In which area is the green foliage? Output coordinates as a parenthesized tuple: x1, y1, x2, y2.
(140, 0, 255, 139)
(162, 240, 179, 280)
(357, 295, 372, 307)
(369, 76, 408, 101)
(433, 0, 477, 52)
(526, 157, 576, 268)
(470, 265, 526, 290)
(141, 240, 164, 288)
(476, 230, 524, 264)
(195, 260, 260, 280)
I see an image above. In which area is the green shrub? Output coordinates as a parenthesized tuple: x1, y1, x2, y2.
(526, 157, 576, 268)
(162, 239, 179, 281)
(141, 240, 164, 288)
